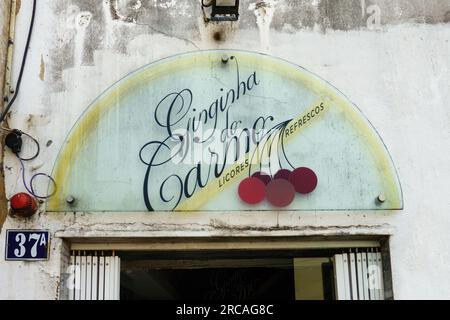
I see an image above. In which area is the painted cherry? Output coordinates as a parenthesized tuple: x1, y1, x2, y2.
(266, 179, 296, 207)
(251, 171, 272, 185)
(274, 169, 292, 181)
(238, 177, 266, 205)
(289, 167, 318, 194)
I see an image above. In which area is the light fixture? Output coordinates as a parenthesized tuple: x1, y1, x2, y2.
(202, 0, 240, 22)
(10, 193, 38, 217)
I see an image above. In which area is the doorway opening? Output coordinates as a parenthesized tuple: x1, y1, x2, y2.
(67, 237, 392, 300)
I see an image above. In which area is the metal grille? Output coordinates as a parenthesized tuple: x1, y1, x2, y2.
(333, 249, 385, 300)
(68, 251, 121, 300)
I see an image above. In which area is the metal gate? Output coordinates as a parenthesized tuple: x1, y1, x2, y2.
(333, 249, 385, 300)
(68, 252, 121, 300)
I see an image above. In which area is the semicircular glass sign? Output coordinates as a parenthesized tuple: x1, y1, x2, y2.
(48, 50, 403, 212)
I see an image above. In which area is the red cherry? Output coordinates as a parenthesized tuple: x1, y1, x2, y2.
(251, 171, 272, 185)
(274, 169, 291, 180)
(266, 179, 296, 207)
(238, 177, 266, 205)
(289, 167, 318, 194)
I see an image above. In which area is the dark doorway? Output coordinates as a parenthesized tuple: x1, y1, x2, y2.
(121, 261, 295, 300)
(118, 249, 338, 300)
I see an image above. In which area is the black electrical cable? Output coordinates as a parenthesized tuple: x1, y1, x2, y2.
(3, 127, 56, 199)
(19, 156, 56, 200)
(0, 0, 37, 123)
(0, 1, 56, 199)
(17, 130, 40, 161)
(3, 127, 40, 160)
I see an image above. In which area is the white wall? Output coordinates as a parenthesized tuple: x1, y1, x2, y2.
(0, 0, 449, 299)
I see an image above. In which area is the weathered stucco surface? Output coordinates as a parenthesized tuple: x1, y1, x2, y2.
(0, 0, 12, 233)
(0, 0, 449, 299)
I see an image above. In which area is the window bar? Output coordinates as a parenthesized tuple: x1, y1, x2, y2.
(86, 254, 92, 300)
(98, 253, 105, 300)
(68, 252, 75, 301)
(349, 251, 358, 300)
(367, 249, 375, 300)
(104, 256, 111, 300)
(75, 251, 81, 300)
(376, 249, 385, 300)
(356, 250, 365, 300)
(109, 252, 117, 300)
(333, 254, 346, 300)
(372, 248, 381, 300)
(91, 252, 98, 300)
(80, 252, 87, 300)
(342, 253, 351, 300)
(361, 250, 370, 300)
(115, 255, 121, 300)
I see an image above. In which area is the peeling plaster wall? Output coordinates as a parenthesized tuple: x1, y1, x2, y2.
(0, 0, 11, 97)
(0, 0, 450, 299)
(0, 0, 12, 233)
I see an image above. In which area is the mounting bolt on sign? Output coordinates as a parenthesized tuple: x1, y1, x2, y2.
(221, 54, 230, 64)
(66, 195, 76, 206)
(377, 194, 386, 204)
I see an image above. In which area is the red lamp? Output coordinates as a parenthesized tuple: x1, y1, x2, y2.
(10, 193, 38, 217)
